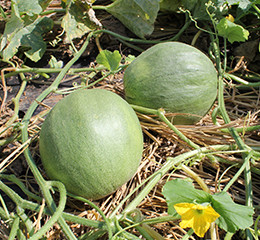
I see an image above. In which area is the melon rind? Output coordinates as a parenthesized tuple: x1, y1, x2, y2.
(123, 42, 218, 124)
(39, 89, 143, 200)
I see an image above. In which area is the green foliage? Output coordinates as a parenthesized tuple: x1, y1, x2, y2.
(162, 179, 211, 215)
(106, 0, 160, 38)
(16, 0, 42, 16)
(61, 0, 99, 43)
(159, 0, 182, 12)
(162, 179, 254, 234)
(221, 0, 253, 10)
(0, 0, 99, 62)
(48, 55, 63, 68)
(0, 16, 53, 62)
(1, 0, 258, 62)
(0, 0, 53, 62)
(217, 18, 249, 43)
(96, 50, 122, 71)
(212, 192, 254, 233)
(180, 0, 228, 21)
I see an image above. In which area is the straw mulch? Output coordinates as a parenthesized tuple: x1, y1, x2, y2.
(0, 65, 259, 240)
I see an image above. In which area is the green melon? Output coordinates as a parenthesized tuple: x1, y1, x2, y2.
(39, 89, 143, 200)
(123, 42, 218, 124)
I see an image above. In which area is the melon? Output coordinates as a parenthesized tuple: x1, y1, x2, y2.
(39, 89, 143, 200)
(123, 42, 218, 124)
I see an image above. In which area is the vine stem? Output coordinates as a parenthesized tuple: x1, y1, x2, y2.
(120, 145, 232, 215)
(157, 109, 200, 149)
(252, 3, 260, 16)
(181, 165, 211, 193)
(222, 152, 252, 192)
(0, 73, 27, 134)
(0, 179, 68, 239)
(0, 179, 104, 228)
(8, 216, 20, 240)
(4, 65, 106, 78)
(131, 105, 199, 149)
(224, 73, 260, 88)
(68, 194, 114, 239)
(210, 33, 253, 240)
(131, 105, 217, 163)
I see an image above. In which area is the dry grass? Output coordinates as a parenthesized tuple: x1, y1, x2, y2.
(0, 68, 259, 239)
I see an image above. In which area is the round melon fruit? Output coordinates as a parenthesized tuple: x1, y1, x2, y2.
(123, 42, 218, 125)
(39, 89, 143, 200)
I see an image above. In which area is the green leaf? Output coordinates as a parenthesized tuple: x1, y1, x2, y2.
(39, 0, 53, 10)
(159, 0, 182, 12)
(106, 0, 160, 39)
(17, 0, 42, 16)
(223, 0, 252, 10)
(61, 1, 98, 43)
(237, 0, 252, 10)
(124, 54, 136, 64)
(217, 18, 249, 43)
(48, 55, 63, 68)
(162, 179, 211, 215)
(211, 192, 254, 233)
(180, 0, 229, 22)
(1, 17, 53, 62)
(96, 50, 121, 71)
(0, 3, 23, 52)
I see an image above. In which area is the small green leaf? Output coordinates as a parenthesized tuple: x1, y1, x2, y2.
(39, 0, 53, 10)
(96, 50, 122, 71)
(211, 192, 254, 233)
(106, 0, 160, 39)
(224, 0, 251, 10)
(217, 18, 249, 43)
(49, 55, 63, 68)
(17, 0, 42, 16)
(124, 54, 136, 64)
(162, 179, 211, 215)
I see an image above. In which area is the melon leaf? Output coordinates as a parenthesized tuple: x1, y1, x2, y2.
(105, 0, 160, 39)
(1, 16, 53, 62)
(211, 192, 254, 233)
(61, 1, 99, 43)
(217, 18, 249, 43)
(0, 1, 23, 52)
(49, 55, 63, 69)
(162, 179, 254, 233)
(16, 0, 42, 16)
(96, 50, 122, 72)
(162, 179, 211, 215)
(0, 0, 53, 62)
(39, 0, 54, 10)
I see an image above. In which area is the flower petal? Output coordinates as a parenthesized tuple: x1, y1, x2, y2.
(174, 203, 196, 216)
(174, 203, 220, 238)
(204, 206, 220, 221)
(179, 217, 194, 229)
(193, 213, 211, 237)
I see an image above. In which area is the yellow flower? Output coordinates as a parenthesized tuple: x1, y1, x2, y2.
(226, 14, 235, 22)
(174, 202, 220, 237)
